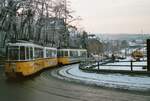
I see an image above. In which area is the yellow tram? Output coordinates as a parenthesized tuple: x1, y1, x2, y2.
(58, 49, 87, 65)
(5, 42, 57, 77)
(5, 41, 87, 77)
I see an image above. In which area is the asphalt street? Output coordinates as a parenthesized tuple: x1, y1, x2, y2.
(0, 65, 150, 101)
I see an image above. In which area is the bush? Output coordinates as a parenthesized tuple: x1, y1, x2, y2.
(131, 50, 143, 60)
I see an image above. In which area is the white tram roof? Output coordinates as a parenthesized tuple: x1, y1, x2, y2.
(7, 42, 57, 50)
(7, 42, 43, 48)
(58, 49, 87, 51)
(44, 47, 57, 50)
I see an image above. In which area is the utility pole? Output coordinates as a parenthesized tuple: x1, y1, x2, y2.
(147, 39, 150, 71)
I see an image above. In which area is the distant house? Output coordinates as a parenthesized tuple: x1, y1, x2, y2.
(129, 40, 145, 48)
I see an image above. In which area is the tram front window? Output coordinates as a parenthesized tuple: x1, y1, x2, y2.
(8, 46, 19, 60)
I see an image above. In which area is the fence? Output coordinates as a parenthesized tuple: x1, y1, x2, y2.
(79, 59, 147, 72)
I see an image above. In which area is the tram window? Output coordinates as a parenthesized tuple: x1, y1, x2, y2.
(82, 51, 87, 57)
(70, 51, 72, 57)
(46, 50, 52, 58)
(6, 46, 8, 60)
(51, 50, 54, 57)
(35, 48, 39, 58)
(41, 49, 43, 58)
(64, 51, 68, 56)
(80, 51, 85, 57)
(8, 46, 19, 60)
(52, 50, 57, 58)
(20, 46, 25, 60)
(75, 51, 78, 57)
(46, 50, 49, 58)
(30, 47, 33, 59)
(58, 51, 63, 57)
(46, 50, 57, 58)
(70, 51, 78, 57)
(60, 51, 63, 57)
(70, 51, 74, 57)
(34, 48, 43, 59)
(26, 47, 30, 59)
(57, 51, 60, 57)
(54, 50, 57, 57)
(50, 50, 52, 57)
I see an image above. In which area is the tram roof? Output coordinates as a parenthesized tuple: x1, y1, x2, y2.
(7, 42, 58, 49)
(58, 49, 87, 51)
(7, 42, 43, 48)
(44, 47, 57, 50)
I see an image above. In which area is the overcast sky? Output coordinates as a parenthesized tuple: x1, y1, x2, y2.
(69, 0, 150, 34)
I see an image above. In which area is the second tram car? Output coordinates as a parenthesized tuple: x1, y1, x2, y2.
(58, 49, 87, 65)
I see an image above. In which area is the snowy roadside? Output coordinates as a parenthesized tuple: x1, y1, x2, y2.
(93, 61, 147, 71)
(52, 64, 150, 91)
(86, 56, 147, 71)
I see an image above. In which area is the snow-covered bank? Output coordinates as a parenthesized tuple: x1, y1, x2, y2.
(52, 64, 150, 91)
(93, 61, 147, 71)
(86, 56, 147, 71)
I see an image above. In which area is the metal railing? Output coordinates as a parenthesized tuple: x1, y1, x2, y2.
(79, 59, 147, 72)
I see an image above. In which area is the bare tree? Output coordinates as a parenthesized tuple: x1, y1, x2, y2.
(0, 0, 82, 48)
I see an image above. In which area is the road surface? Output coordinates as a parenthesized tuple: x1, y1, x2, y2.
(0, 65, 150, 101)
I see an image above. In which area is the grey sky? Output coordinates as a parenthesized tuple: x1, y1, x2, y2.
(70, 0, 150, 34)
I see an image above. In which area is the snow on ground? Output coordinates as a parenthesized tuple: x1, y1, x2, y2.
(119, 56, 133, 61)
(93, 62, 146, 71)
(105, 61, 146, 66)
(100, 61, 147, 71)
(52, 55, 149, 91)
(93, 56, 147, 71)
(57, 64, 150, 91)
(94, 66, 145, 71)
